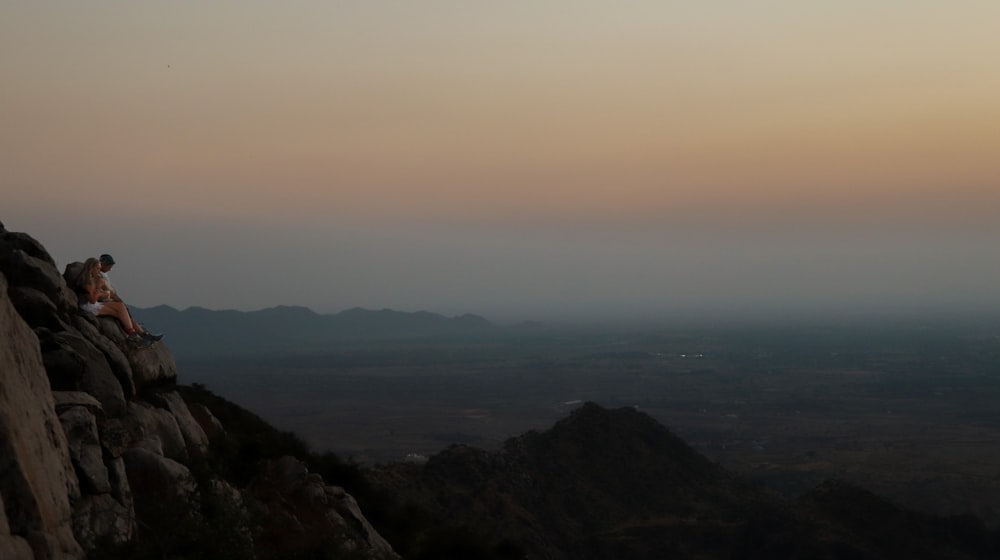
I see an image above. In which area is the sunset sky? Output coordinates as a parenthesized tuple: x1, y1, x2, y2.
(4, 1, 999, 323)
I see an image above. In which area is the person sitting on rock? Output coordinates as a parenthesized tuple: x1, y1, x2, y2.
(96, 253, 163, 342)
(96, 253, 122, 302)
(74, 258, 157, 345)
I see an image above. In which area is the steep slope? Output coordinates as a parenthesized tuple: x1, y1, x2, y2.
(0, 224, 397, 560)
(0, 264, 81, 560)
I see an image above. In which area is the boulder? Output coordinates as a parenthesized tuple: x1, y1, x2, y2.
(122, 447, 197, 538)
(0, 494, 35, 560)
(0, 231, 56, 266)
(127, 341, 178, 393)
(154, 391, 209, 459)
(0, 537, 33, 560)
(65, 455, 136, 548)
(44, 331, 127, 418)
(188, 403, 226, 440)
(0, 236, 73, 311)
(58, 407, 111, 495)
(328, 485, 398, 559)
(6, 285, 68, 332)
(105, 456, 132, 506)
(65, 302, 175, 396)
(125, 401, 188, 462)
(69, 316, 135, 402)
(70, 493, 133, 551)
(97, 418, 141, 460)
(38, 330, 88, 391)
(0, 274, 84, 559)
(251, 456, 399, 559)
(52, 392, 104, 417)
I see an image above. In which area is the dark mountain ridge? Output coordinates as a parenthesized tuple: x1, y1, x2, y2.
(368, 402, 999, 560)
(131, 304, 495, 357)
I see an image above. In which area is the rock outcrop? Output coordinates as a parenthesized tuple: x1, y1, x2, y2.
(0, 225, 397, 559)
(0, 272, 81, 560)
(250, 456, 397, 559)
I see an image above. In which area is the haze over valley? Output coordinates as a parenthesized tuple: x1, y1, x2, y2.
(140, 305, 1000, 527)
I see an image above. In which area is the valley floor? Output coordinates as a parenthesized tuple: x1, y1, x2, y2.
(181, 323, 1000, 525)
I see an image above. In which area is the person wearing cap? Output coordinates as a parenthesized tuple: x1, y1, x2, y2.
(97, 253, 164, 342)
(98, 254, 121, 303)
(74, 258, 148, 344)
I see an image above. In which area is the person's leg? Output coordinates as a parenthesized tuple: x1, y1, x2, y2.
(119, 301, 163, 339)
(123, 305, 145, 334)
(110, 296, 148, 334)
(95, 301, 162, 342)
(98, 302, 136, 332)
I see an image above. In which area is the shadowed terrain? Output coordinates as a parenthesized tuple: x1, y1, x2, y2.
(141, 308, 1000, 527)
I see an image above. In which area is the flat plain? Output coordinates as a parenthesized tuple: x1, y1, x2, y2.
(180, 320, 1000, 525)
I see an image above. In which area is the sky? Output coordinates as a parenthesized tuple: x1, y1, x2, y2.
(4, 1, 999, 324)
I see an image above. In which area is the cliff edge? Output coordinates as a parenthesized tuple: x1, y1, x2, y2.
(0, 223, 397, 560)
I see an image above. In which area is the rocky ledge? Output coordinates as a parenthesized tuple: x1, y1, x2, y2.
(0, 223, 397, 560)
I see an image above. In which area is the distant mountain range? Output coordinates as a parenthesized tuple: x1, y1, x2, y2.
(131, 305, 495, 359)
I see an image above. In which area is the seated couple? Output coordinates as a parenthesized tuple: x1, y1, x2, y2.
(75, 255, 163, 345)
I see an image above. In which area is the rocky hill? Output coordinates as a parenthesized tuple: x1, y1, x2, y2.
(3, 222, 999, 560)
(0, 224, 397, 560)
(369, 403, 999, 559)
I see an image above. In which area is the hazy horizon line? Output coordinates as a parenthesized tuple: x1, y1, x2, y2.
(135, 300, 1000, 330)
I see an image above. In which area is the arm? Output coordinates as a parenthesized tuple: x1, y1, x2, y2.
(84, 282, 101, 305)
(96, 276, 116, 302)
(98, 275, 121, 302)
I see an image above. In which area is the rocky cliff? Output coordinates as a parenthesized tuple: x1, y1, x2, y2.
(0, 224, 398, 560)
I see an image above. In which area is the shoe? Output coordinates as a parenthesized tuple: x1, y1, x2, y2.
(126, 332, 156, 348)
(143, 332, 164, 342)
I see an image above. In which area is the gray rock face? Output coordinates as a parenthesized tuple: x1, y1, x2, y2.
(58, 332, 127, 418)
(58, 408, 111, 495)
(127, 342, 178, 392)
(122, 447, 197, 534)
(125, 401, 189, 462)
(0, 274, 83, 560)
(71, 493, 133, 551)
(155, 391, 209, 458)
(52, 392, 103, 417)
(188, 403, 225, 440)
(0, 492, 36, 560)
(1, 227, 397, 559)
(251, 456, 400, 560)
(1, 239, 74, 313)
(327, 485, 398, 558)
(6, 285, 67, 332)
(68, 317, 135, 401)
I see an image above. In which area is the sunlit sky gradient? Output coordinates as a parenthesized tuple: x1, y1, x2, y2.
(4, 1, 999, 323)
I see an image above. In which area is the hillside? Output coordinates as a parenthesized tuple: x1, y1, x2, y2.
(368, 402, 999, 559)
(3, 222, 999, 559)
(0, 224, 398, 559)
